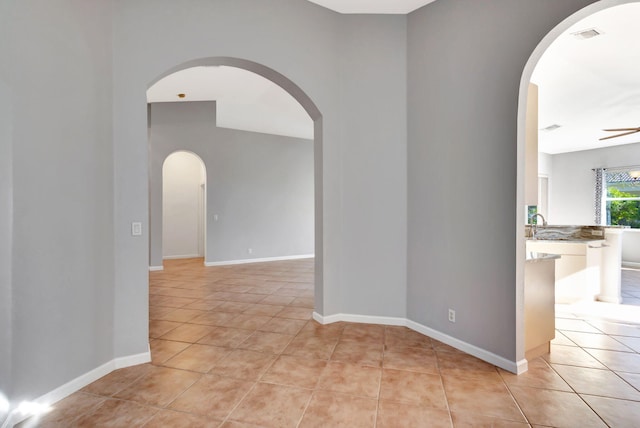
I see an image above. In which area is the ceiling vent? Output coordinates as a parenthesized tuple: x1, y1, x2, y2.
(541, 124, 562, 132)
(571, 28, 602, 40)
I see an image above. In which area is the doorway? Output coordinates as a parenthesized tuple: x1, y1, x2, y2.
(162, 151, 206, 260)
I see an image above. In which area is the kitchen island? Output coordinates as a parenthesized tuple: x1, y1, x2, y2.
(525, 252, 559, 360)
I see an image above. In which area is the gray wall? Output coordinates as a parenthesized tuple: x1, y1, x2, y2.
(149, 101, 314, 267)
(407, 0, 596, 361)
(2, 0, 115, 407)
(0, 0, 12, 414)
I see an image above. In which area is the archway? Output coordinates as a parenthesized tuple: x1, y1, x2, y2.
(162, 151, 207, 262)
(516, 0, 639, 365)
(147, 57, 324, 314)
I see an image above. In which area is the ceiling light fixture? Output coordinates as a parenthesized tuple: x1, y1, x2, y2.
(571, 28, 602, 40)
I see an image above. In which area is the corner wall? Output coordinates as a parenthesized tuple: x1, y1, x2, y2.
(149, 101, 314, 267)
(407, 0, 597, 362)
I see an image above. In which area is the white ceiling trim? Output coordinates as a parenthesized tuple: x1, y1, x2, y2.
(306, 0, 436, 14)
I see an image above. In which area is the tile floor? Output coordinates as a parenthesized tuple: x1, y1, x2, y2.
(18, 259, 640, 427)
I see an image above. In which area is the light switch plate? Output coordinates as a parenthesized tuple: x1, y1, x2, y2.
(131, 222, 142, 236)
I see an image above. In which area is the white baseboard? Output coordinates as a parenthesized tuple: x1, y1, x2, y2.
(622, 261, 640, 269)
(148, 266, 164, 272)
(312, 312, 523, 374)
(6, 347, 150, 428)
(163, 254, 202, 260)
(205, 254, 314, 267)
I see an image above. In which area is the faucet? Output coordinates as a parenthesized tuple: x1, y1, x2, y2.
(532, 213, 547, 226)
(530, 213, 547, 239)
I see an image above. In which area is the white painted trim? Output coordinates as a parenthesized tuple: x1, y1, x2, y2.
(312, 312, 523, 374)
(148, 265, 164, 272)
(163, 254, 202, 260)
(622, 261, 640, 269)
(6, 348, 150, 427)
(205, 254, 314, 267)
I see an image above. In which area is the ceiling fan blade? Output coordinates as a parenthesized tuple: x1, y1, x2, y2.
(603, 127, 640, 131)
(599, 129, 640, 140)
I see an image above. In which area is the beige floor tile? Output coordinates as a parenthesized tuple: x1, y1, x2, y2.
(211, 349, 277, 381)
(586, 348, 640, 372)
(221, 313, 272, 330)
(214, 301, 252, 313)
(156, 308, 206, 323)
(114, 366, 202, 407)
(330, 341, 384, 367)
(297, 321, 345, 339)
(189, 311, 239, 327)
(149, 339, 191, 365)
(436, 350, 503, 382)
(616, 371, 640, 390)
(555, 318, 603, 334)
(197, 326, 253, 348)
(442, 375, 526, 422)
(550, 330, 577, 347)
(450, 412, 530, 427)
(229, 383, 312, 427)
(552, 364, 640, 400)
(168, 374, 254, 419)
(275, 306, 313, 320)
(148, 319, 181, 338)
(261, 355, 327, 389)
(586, 320, 640, 337)
(16, 392, 106, 427)
(340, 324, 385, 344)
(284, 335, 339, 360)
(384, 327, 433, 349)
(581, 394, 640, 428)
(158, 323, 214, 343)
(142, 409, 221, 427)
(243, 303, 285, 316)
(74, 398, 158, 427)
(542, 344, 607, 369)
(259, 294, 296, 306)
(238, 330, 294, 354)
(562, 330, 634, 352)
(509, 385, 606, 427)
(380, 368, 448, 409)
(383, 346, 439, 374)
(257, 317, 307, 335)
(377, 400, 452, 428)
(498, 357, 571, 392)
(613, 335, 640, 352)
(82, 364, 153, 397)
(162, 343, 231, 373)
(299, 391, 377, 428)
(317, 361, 382, 398)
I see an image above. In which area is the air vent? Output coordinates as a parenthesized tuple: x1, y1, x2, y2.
(540, 124, 562, 132)
(571, 28, 602, 40)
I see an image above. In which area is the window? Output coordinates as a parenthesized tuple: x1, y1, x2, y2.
(605, 169, 640, 228)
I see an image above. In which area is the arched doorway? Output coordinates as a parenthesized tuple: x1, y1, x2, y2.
(147, 57, 324, 313)
(516, 0, 639, 364)
(162, 151, 206, 262)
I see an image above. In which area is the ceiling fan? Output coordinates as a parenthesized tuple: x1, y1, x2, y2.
(599, 127, 640, 141)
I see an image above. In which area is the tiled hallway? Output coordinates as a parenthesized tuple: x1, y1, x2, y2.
(19, 259, 640, 427)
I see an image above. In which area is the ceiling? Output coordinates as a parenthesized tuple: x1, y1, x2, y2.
(147, 66, 313, 140)
(306, 0, 435, 14)
(532, 3, 640, 154)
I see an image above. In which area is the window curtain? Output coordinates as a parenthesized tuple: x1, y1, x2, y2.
(594, 167, 605, 224)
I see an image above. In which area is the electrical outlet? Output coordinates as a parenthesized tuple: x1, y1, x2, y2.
(448, 309, 456, 323)
(131, 222, 142, 236)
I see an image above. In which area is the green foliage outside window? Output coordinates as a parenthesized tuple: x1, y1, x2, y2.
(607, 187, 640, 228)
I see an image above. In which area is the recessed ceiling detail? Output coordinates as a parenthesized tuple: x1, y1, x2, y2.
(306, 0, 436, 14)
(571, 28, 602, 40)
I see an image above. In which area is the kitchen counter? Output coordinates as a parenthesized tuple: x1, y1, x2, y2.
(525, 252, 561, 263)
(525, 253, 556, 360)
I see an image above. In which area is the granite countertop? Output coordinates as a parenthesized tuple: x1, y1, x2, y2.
(525, 252, 561, 263)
